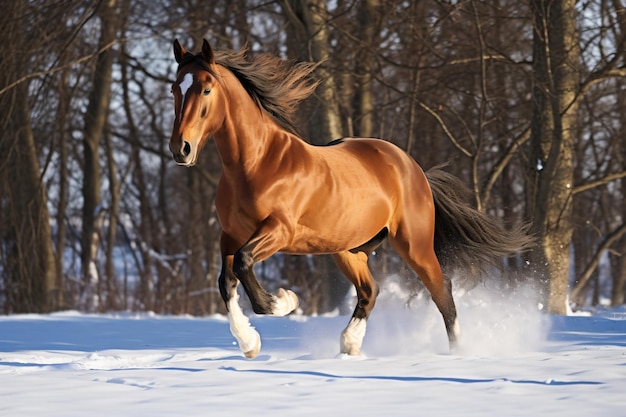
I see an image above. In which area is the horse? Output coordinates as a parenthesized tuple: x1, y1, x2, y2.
(169, 38, 533, 358)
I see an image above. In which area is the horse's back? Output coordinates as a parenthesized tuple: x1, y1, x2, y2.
(310, 137, 434, 232)
(317, 137, 431, 200)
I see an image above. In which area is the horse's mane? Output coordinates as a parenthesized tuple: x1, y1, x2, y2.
(180, 47, 320, 136)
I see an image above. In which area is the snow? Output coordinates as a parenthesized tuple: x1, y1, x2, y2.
(1, 286, 625, 416)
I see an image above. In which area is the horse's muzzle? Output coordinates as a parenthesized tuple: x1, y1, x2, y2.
(170, 139, 196, 166)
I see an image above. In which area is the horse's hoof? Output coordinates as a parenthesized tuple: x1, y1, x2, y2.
(272, 288, 299, 316)
(241, 331, 261, 359)
(243, 345, 261, 359)
(340, 345, 362, 356)
(339, 318, 366, 356)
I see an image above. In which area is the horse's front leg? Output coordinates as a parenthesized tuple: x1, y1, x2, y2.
(232, 216, 299, 317)
(219, 218, 299, 359)
(218, 249, 261, 359)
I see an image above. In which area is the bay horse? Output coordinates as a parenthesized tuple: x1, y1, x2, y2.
(169, 39, 532, 358)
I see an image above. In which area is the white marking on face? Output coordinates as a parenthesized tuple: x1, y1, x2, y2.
(178, 72, 194, 121)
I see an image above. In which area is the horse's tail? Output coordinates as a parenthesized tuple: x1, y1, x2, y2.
(425, 167, 534, 272)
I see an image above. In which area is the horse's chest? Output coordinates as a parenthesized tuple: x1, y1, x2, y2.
(215, 180, 272, 241)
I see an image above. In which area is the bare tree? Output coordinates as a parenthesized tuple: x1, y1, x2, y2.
(80, 0, 120, 311)
(606, 0, 626, 307)
(526, 0, 581, 314)
(280, 0, 343, 143)
(0, 0, 59, 313)
(352, 0, 381, 138)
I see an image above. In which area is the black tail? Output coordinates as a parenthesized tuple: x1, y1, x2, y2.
(426, 167, 534, 273)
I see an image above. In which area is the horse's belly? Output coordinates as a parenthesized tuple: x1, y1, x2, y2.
(285, 198, 391, 254)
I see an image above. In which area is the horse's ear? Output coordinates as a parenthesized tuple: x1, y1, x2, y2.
(173, 39, 187, 64)
(201, 38, 214, 64)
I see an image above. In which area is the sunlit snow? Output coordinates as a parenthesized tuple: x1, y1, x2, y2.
(1, 285, 624, 416)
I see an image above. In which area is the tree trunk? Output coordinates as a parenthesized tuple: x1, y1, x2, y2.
(185, 168, 206, 315)
(610, 0, 626, 307)
(119, 33, 154, 311)
(613, 133, 626, 305)
(2, 87, 58, 313)
(352, 0, 381, 138)
(528, 0, 580, 314)
(80, 0, 118, 311)
(0, 0, 58, 313)
(280, 0, 343, 143)
(611, 85, 626, 305)
(54, 69, 71, 310)
(104, 130, 120, 311)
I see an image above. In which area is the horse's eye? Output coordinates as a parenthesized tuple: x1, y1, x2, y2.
(203, 88, 211, 96)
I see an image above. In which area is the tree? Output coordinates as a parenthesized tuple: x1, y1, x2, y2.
(280, 0, 343, 143)
(527, 0, 581, 314)
(352, 0, 381, 138)
(0, 0, 59, 313)
(80, 0, 120, 311)
(571, 0, 626, 307)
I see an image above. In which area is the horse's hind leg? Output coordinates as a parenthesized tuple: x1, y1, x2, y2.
(333, 250, 379, 355)
(389, 234, 459, 351)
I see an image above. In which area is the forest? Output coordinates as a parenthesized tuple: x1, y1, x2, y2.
(1, 0, 626, 316)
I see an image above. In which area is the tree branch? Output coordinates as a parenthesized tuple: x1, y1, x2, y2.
(571, 222, 626, 302)
(0, 40, 119, 97)
(415, 99, 473, 158)
(572, 170, 626, 195)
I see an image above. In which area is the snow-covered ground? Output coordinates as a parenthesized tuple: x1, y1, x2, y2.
(1, 285, 624, 416)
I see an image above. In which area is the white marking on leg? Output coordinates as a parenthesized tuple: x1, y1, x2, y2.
(271, 288, 299, 316)
(340, 318, 367, 356)
(178, 72, 193, 122)
(448, 318, 461, 354)
(227, 293, 261, 358)
(452, 318, 461, 339)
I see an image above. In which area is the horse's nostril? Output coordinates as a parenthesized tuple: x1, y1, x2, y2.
(182, 141, 191, 156)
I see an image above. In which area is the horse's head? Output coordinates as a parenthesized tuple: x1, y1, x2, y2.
(170, 38, 226, 166)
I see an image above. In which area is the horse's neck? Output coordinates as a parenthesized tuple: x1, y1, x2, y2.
(214, 84, 285, 176)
